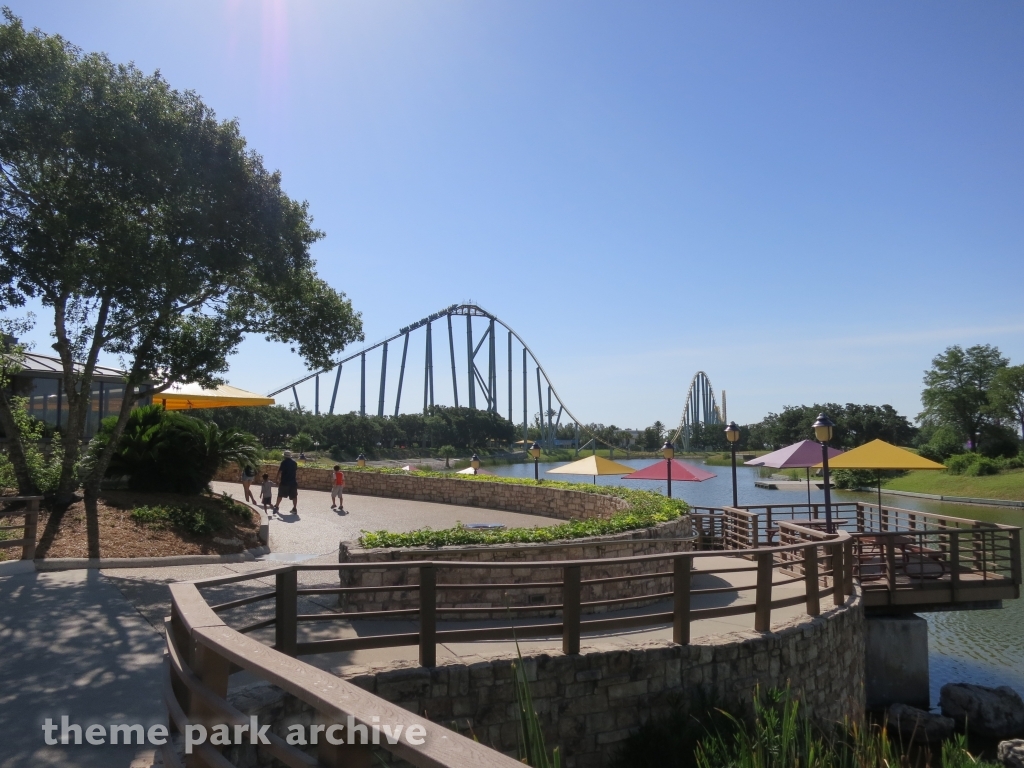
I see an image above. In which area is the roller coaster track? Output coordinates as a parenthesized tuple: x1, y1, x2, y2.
(268, 303, 726, 452)
(670, 371, 724, 451)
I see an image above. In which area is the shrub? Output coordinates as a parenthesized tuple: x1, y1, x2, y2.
(918, 425, 966, 462)
(354, 468, 687, 548)
(88, 405, 260, 494)
(965, 456, 999, 476)
(131, 495, 250, 536)
(944, 453, 974, 475)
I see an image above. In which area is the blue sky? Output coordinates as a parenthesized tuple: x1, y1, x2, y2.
(9, 1, 1024, 429)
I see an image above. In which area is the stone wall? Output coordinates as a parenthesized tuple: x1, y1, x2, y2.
(228, 590, 865, 768)
(337, 516, 693, 616)
(214, 464, 631, 521)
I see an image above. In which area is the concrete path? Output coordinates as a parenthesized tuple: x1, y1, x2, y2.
(0, 569, 165, 768)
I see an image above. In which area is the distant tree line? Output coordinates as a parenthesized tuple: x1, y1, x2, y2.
(191, 405, 515, 456)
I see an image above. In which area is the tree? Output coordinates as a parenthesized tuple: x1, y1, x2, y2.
(989, 364, 1024, 442)
(919, 345, 1007, 452)
(438, 445, 456, 468)
(0, 13, 363, 518)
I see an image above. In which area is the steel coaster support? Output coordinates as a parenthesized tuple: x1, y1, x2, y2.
(535, 367, 544, 450)
(314, 374, 320, 416)
(447, 314, 459, 408)
(394, 332, 409, 417)
(377, 341, 388, 418)
(522, 347, 528, 446)
(488, 318, 496, 414)
(427, 321, 434, 408)
(507, 331, 513, 423)
(292, 385, 300, 411)
(329, 363, 342, 415)
(360, 353, 366, 417)
(466, 315, 475, 409)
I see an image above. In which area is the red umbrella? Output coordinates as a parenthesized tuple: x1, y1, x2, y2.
(622, 460, 716, 482)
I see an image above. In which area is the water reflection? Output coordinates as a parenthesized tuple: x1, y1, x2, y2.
(487, 457, 1024, 703)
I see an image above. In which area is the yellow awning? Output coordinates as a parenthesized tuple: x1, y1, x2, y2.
(546, 455, 636, 476)
(156, 382, 275, 410)
(814, 439, 945, 471)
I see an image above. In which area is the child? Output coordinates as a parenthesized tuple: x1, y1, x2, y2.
(260, 473, 276, 512)
(331, 465, 345, 512)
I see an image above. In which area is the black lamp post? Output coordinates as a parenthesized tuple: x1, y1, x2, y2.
(530, 441, 542, 481)
(661, 441, 675, 498)
(724, 421, 741, 508)
(812, 413, 836, 533)
(470, 453, 481, 475)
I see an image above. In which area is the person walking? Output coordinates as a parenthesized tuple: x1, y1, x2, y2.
(241, 464, 257, 504)
(259, 473, 275, 512)
(274, 450, 299, 515)
(331, 465, 345, 512)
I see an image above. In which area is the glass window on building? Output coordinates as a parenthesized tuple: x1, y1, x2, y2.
(86, 382, 102, 437)
(103, 384, 124, 423)
(23, 377, 61, 429)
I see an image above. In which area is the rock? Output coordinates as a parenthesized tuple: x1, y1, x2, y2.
(940, 683, 1024, 739)
(998, 739, 1024, 768)
(212, 536, 243, 547)
(885, 703, 955, 742)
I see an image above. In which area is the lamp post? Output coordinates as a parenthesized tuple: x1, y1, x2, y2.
(812, 413, 836, 533)
(661, 440, 675, 498)
(724, 421, 741, 508)
(530, 441, 542, 481)
(470, 453, 481, 475)
(356, 452, 366, 468)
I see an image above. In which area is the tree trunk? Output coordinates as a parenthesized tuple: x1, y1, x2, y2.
(0, 390, 36, 495)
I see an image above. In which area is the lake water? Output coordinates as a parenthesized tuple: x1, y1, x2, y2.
(487, 458, 1024, 706)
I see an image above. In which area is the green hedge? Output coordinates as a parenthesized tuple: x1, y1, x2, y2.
(351, 467, 688, 549)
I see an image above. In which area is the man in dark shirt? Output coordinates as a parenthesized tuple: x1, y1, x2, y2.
(274, 450, 300, 514)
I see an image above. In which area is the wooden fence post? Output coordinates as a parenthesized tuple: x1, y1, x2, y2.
(562, 564, 581, 655)
(419, 564, 436, 667)
(831, 543, 845, 606)
(885, 538, 897, 595)
(188, 640, 232, 768)
(754, 552, 773, 632)
(1010, 529, 1022, 590)
(275, 569, 297, 656)
(950, 532, 961, 603)
(21, 498, 38, 561)
(673, 555, 692, 645)
(803, 545, 820, 616)
(316, 711, 373, 768)
(843, 538, 854, 595)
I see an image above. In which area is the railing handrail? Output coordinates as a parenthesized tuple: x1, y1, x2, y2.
(0, 496, 39, 560)
(726, 501, 1019, 532)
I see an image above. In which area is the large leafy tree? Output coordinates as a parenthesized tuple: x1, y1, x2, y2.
(919, 344, 1007, 452)
(989, 364, 1024, 441)
(0, 14, 363, 513)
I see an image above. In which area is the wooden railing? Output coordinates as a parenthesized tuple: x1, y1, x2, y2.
(165, 528, 853, 768)
(704, 503, 1021, 609)
(0, 496, 40, 561)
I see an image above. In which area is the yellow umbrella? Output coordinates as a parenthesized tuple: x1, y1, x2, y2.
(156, 382, 275, 410)
(546, 455, 636, 484)
(814, 439, 945, 510)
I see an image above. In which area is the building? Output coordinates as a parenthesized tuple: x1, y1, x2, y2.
(4, 352, 145, 437)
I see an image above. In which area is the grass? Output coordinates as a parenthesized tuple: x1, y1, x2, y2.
(883, 468, 1024, 500)
(611, 686, 998, 768)
(354, 466, 687, 548)
(131, 494, 252, 536)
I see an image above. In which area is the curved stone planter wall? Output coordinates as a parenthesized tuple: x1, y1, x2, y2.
(214, 464, 632, 521)
(228, 591, 865, 768)
(337, 516, 694, 616)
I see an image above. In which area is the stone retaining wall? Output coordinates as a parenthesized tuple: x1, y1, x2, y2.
(214, 464, 631, 521)
(228, 591, 865, 768)
(336, 516, 694, 616)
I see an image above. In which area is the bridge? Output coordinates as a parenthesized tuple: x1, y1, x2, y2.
(268, 302, 727, 450)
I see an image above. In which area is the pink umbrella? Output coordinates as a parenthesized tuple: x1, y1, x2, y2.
(622, 459, 715, 497)
(744, 440, 844, 504)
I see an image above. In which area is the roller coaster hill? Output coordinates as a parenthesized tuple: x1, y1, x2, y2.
(267, 302, 728, 452)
